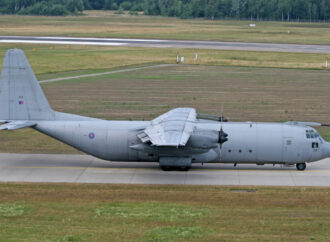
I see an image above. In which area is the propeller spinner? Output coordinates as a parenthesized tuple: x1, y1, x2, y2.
(218, 127, 228, 144)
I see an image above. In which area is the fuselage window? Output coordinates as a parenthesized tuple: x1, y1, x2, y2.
(312, 142, 319, 149)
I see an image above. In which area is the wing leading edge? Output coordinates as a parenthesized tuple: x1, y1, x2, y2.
(0, 121, 36, 130)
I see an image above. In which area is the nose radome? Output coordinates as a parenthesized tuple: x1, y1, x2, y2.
(324, 142, 330, 158)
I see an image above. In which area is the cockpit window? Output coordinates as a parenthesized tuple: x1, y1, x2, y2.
(306, 130, 319, 139)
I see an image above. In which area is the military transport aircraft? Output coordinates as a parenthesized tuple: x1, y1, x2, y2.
(1, 49, 329, 171)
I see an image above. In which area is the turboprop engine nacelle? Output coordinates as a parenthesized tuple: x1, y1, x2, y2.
(187, 130, 220, 150)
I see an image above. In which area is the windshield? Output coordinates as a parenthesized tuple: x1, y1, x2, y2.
(306, 129, 324, 142)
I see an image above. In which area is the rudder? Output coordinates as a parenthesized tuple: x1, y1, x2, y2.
(0, 49, 54, 121)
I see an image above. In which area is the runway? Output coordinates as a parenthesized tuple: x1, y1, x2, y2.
(1, 153, 330, 186)
(1, 36, 330, 54)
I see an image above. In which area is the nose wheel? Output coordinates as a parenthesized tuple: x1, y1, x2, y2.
(296, 163, 306, 171)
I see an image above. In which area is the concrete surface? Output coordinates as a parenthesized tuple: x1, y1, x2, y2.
(0, 153, 329, 186)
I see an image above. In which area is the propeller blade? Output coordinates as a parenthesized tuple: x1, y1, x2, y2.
(219, 104, 228, 162)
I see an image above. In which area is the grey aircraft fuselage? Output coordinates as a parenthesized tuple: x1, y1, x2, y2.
(1, 49, 330, 171)
(35, 112, 330, 167)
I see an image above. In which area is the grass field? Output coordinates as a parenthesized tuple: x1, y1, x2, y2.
(0, 10, 330, 45)
(0, 44, 329, 75)
(0, 183, 329, 241)
(41, 65, 330, 123)
(0, 62, 329, 154)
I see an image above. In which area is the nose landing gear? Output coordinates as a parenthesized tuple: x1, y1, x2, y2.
(296, 163, 306, 171)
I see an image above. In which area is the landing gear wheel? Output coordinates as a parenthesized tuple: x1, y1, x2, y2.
(179, 166, 191, 171)
(296, 163, 306, 171)
(160, 166, 172, 171)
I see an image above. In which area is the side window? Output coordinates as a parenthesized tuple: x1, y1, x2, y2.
(312, 142, 319, 149)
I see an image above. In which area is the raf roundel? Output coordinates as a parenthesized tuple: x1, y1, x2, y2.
(88, 132, 95, 139)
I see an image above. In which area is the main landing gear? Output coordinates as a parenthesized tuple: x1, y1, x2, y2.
(296, 163, 306, 171)
(160, 166, 191, 171)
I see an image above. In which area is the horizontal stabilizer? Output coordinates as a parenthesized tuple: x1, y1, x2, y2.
(0, 121, 36, 130)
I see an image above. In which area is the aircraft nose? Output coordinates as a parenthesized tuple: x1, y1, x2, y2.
(324, 142, 330, 158)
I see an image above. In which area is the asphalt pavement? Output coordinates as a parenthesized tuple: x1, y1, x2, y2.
(1, 36, 330, 53)
(1, 153, 329, 186)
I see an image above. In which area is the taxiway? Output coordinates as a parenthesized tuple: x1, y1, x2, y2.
(0, 153, 329, 186)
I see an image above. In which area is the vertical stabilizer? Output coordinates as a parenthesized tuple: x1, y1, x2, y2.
(0, 49, 54, 121)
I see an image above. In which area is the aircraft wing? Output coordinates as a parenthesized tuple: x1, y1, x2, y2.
(285, 121, 330, 127)
(0, 121, 36, 130)
(285, 121, 321, 126)
(137, 108, 196, 146)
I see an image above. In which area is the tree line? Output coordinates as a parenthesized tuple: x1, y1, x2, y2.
(0, 0, 329, 21)
(0, 0, 84, 16)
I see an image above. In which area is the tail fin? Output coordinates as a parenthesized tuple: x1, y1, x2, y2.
(0, 49, 54, 121)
